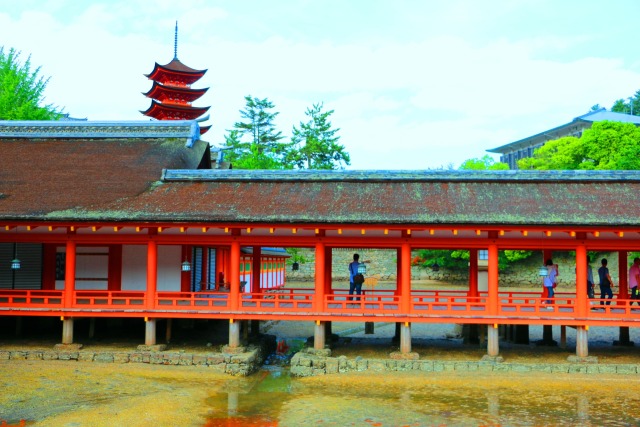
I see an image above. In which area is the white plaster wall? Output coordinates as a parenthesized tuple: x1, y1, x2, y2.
(55, 245, 182, 291)
(55, 246, 111, 290)
(157, 245, 181, 291)
(76, 246, 109, 290)
(478, 271, 488, 292)
(122, 245, 147, 291)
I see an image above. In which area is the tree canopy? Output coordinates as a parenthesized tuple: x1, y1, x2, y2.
(286, 103, 350, 170)
(0, 47, 61, 120)
(518, 121, 640, 170)
(458, 154, 508, 170)
(222, 97, 350, 170)
(222, 96, 288, 169)
(611, 89, 640, 116)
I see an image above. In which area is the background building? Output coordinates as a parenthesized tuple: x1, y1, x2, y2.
(487, 108, 640, 169)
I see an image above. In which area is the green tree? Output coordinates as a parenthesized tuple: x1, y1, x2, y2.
(0, 47, 61, 120)
(517, 136, 584, 170)
(611, 89, 640, 116)
(413, 249, 468, 271)
(413, 249, 532, 272)
(223, 96, 288, 169)
(459, 154, 508, 170)
(518, 121, 640, 170)
(286, 103, 350, 170)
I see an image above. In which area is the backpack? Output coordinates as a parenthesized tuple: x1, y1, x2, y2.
(350, 262, 365, 285)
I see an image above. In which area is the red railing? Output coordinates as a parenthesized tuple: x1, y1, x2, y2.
(74, 291, 145, 307)
(2, 288, 640, 324)
(240, 291, 314, 311)
(325, 291, 400, 312)
(0, 290, 63, 307)
(156, 291, 230, 309)
(498, 292, 576, 316)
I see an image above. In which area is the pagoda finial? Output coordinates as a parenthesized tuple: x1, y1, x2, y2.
(174, 21, 178, 60)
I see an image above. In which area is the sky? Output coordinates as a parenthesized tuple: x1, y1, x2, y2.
(1, 0, 639, 169)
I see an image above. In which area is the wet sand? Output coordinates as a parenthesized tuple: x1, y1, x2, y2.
(2, 360, 640, 426)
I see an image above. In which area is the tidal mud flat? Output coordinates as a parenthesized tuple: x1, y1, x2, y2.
(2, 359, 640, 426)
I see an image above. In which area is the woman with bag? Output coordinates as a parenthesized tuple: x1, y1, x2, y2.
(543, 259, 558, 308)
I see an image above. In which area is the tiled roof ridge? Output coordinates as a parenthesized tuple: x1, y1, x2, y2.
(162, 169, 640, 183)
(0, 120, 201, 147)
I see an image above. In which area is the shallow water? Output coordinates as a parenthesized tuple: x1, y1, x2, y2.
(202, 367, 640, 427)
(2, 358, 640, 427)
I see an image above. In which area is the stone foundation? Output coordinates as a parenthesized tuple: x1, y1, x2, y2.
(0, 335, 276, 377)
(289, 347, 640, 377)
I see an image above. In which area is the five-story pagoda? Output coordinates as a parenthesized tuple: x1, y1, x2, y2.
(142, 23, 210, 134)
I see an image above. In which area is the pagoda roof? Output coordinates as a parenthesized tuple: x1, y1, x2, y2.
(143, 81, 209, 103)
(145, 58, 207, 85)
(141, 101, 210, 121)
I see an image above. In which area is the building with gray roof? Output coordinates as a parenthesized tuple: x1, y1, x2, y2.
(487, 108, 640, 169)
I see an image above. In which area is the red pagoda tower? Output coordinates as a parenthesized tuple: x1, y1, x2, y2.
(142, 23, 211, 134)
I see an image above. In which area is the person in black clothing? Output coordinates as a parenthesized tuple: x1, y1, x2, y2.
(598, 258, 615, 306)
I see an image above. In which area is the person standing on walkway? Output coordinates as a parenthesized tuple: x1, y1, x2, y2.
(598, 258, 615, 306)
(629, 257, 640, 305)
(543, 259, 558, 307)
(348, 253, 368, 301)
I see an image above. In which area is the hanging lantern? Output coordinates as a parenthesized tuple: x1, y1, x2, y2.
(181, 259, 192, 272)
(431, 262, 440, 272)
(358, 262, 367, 275)
(291, 262, 299, 271)
(538, 266, 548, 277)
(11, 242, 20, 270)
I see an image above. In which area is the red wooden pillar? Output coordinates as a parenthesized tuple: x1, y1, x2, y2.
(618, 250, 628, 302)
(42, 244, 57, 290)
(324, 246, 332, 295)
(146, 235, 157, 310)
(575, 244, 587, 317)
(252, 246, 261, 293)
(108, 245, 122, 291)
(400, 243, 411, 312)
(315, 242, 326, 311)
(488, 244, 498, 315)
(468, 248, 479, 298)
(229, 240, 241, 310)
(396, 248, 402, 297)
(64, 239, 76, 308)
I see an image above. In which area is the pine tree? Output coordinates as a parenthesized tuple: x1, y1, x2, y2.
(288, 103, 350, 170)
(223, 96, 288, 169)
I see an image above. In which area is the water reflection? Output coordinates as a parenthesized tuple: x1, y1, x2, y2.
(204, 369, 640, 427)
